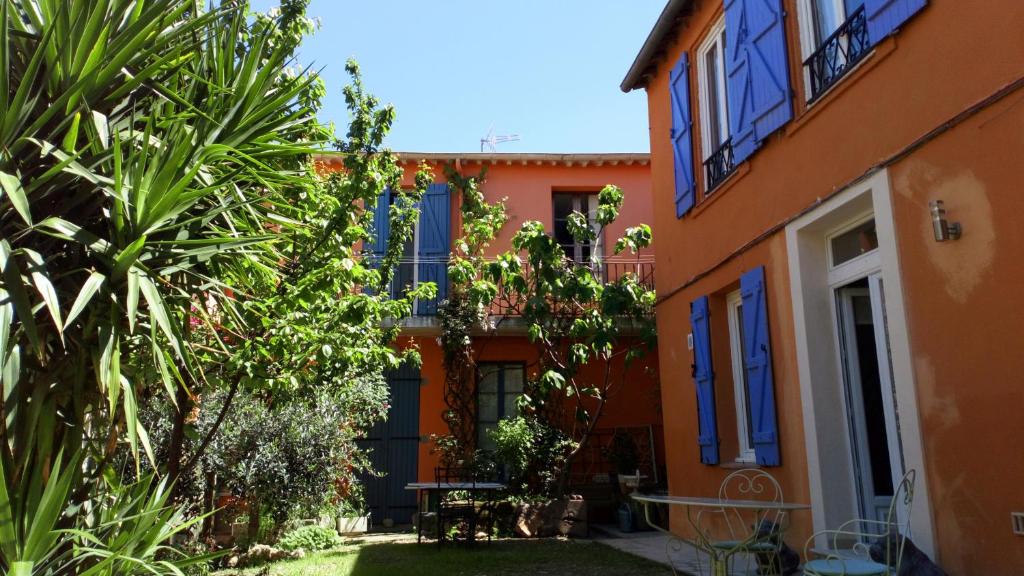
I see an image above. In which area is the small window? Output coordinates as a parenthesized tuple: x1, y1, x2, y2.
(697, 18, 734, 193)
(798, 0, 870, 101)
(830, 218, 878, 267)
(727, 290, 756, 463)
(476, 363, 525, 451)
(552, 193, 600, 265)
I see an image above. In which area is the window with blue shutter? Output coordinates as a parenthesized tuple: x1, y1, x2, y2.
(690, 295, 720, 465)
(416, 183, 450, 315)
(865, 0, 926, 44)
(670, 53, 696, 218)
(740, 266, 781, 466)
(725, 0, 793, 164)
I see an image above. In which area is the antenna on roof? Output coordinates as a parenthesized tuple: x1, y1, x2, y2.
(480, 125, 520, 152)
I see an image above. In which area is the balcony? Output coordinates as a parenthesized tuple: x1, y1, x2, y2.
(489, 259, 655, 317)
(804, 6, 870, 102)
(703, 138, 735, 193)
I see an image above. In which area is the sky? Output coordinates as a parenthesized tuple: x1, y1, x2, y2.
(250, 0, 665, 153)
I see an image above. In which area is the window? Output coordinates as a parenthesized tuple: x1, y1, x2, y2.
(726, 290, 756, 462)
(552, 193, 600, 265)
(389, 193, 419, 301)
(697, 18, 734, 192)
(830, 218, 878, 267)
(476, 363, 525, 451)
(798, 0, 870, 101)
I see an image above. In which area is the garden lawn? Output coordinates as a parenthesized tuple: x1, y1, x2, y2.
(216, 538, 672, 576)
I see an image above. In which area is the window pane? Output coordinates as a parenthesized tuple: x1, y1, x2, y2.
(504, 365, 524, 392)
(705, 44, 722, 149)
(830, 219, 878, 266)
(553, 194, 574, 220)
(735, 303, 755, 449)
(813, 0, 842, 44)
(478, 392, 498, 423)
(554, 218, 573, 246)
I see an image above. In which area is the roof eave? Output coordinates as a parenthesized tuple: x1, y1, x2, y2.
(620, 0, 693, 93)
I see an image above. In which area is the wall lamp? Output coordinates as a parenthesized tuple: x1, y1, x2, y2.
(929, 200, 961, 242)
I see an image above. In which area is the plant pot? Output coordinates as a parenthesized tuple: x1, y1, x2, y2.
(616, 503, 635, 533)
(514, 497, 588, 538)
(336, 514, 370, 534)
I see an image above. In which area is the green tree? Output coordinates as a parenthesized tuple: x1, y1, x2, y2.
(484, 185, 656, 496)
(0, 0, 425, 571)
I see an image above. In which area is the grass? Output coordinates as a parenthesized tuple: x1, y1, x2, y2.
(215, 538, 672, 576)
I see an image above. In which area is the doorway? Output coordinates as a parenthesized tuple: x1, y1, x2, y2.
(835, 275, 902, 521)
(785, 169, 934, 554)
(358, 363, 421, 526)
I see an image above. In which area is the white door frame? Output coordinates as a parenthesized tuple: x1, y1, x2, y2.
(785, 168, 935, 556)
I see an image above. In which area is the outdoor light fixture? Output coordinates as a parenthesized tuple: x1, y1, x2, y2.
(929, 200, 961, 242)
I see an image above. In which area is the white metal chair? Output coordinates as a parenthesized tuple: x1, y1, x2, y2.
(802, 469, 916, 576)
(698, 468, 791, 575)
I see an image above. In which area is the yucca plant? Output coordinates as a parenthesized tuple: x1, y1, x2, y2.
(0, 0, 426, 572)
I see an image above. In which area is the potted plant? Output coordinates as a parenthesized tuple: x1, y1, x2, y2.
(335, 487, 370, 535)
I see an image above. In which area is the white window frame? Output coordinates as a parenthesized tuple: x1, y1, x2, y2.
(825, 211, 876, 286)
(696, 17, 730, 162)
(796, 0, 849, 100)
(726, 289, 757, 463)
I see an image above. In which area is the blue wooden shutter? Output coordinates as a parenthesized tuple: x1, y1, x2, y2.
(690, 295, 719, 465)
(416, 183, 450, 315)
(865, 0, 926, 44)
(669, 53, 696, 218)
(740, 266, 781, 466)
(725, 0, 793, 164)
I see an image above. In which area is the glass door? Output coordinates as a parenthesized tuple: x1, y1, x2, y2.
(836, 273, 904, 521)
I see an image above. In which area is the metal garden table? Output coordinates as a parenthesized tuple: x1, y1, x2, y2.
(405, 482, 506, 544)
(632, 493, 810, 576)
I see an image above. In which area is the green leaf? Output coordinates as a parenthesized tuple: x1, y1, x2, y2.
(22, 249, 62, 338)
(138, 274, 181, 358)
(64, 272, 105, 330)
(0, 171, 31, 225)
(0, 242, 41, 357)
(111, 235, 147, 281)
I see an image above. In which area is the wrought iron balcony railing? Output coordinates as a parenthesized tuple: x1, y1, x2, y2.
(703, 138, 735, 193)
(804, 5, 870, 102)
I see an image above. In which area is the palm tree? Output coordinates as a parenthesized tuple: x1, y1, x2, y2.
(0, 1, 336, 572)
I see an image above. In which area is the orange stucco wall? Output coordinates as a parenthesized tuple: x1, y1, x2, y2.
(406, 335, 663, 484)
(640, 0, 1024, 572)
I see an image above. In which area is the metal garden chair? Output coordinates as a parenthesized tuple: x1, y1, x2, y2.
(697, 468, 794, 575)
(434, 466, 487, 547)
(801, 469, 916, 576)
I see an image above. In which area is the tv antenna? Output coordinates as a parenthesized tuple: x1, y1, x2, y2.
(480, 125, 520, 152)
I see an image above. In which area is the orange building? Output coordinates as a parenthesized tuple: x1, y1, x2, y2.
(320, 153, 662, 527)
(622, 0, 1024, 572)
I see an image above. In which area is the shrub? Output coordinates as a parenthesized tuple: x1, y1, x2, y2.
(488, 416, 577, 497)
(277, 525, 342, 552)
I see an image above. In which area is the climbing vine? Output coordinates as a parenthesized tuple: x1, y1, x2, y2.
(436, 164, 508, 465)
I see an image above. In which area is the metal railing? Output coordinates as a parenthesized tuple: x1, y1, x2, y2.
(804, 6, 870, 102)
(703, 138, 735, 192)
(488, 260, 656, 317)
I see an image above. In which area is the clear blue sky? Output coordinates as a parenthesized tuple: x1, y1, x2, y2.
(251, 0, 664, 153)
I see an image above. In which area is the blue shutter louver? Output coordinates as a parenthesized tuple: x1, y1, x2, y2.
(669, 53, 696, 218)
(690, 295, 720, 465)
(416, 183, 450, 315)
(865, 0, 926, 45)
(740, 266, 781, 466)
(725, 0, 793, 164)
